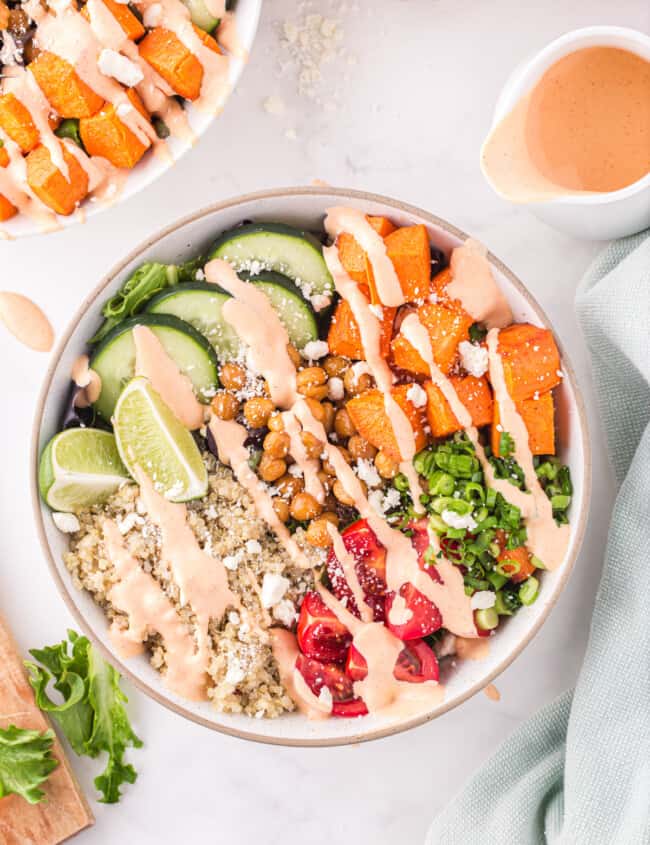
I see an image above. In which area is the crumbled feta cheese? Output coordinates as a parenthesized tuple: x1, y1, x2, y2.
(288, 464, 303, 478)
(350, 361, 371, 381)
(382, 488, 401, 510)
(318, 685, 333, 708)
(98, 49, 144, 87)
(441, 510, 477, 531)
(261, 573, 290, 608)
(52, 512, 80, 533)
(310, 294, 331, 312)
(116, 512, 143, 535)
(223, 551, 243, 570)
(195, 268, 206, 281)
(302, 340, 329, 360)
(368, 304, 384, 319)
(356, 458, 381, 488)
(458, 340, 488, 378)
(328, 376, 344, 401)
(428, 291, 439, 304)
(368, 489, 386, 516)
(273, 599, 297, 627)
(0, 32, 22, 66)
(406, 383, 428, 408)
(225, 659, 246, 685)
(228, 611, 240, 625)
(471, 590, 496, 611)
(245, 539, 262, 555)
(285, 127, 298, 141)
(142, 2, 162, 26)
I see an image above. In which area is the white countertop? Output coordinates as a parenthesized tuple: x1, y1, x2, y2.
(0, 0, 645, 841)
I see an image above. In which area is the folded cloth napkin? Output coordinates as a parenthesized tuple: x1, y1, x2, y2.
(426, 231, 650, 845)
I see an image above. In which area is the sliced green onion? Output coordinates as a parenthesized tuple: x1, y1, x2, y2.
(519, 576, 539, 606)
(428, 471, 455, 496)
(551, 494, 571, 510)
(495, 558, 521, 576)
(494, 590, 514, 615)
(429, 514, 447, 534)
(487, 571, 508, 591)
(463, 482, 485, 504)
(475, 607, 499, 631)
(531, 555, 546, 570)
(393, 473, 410, 492)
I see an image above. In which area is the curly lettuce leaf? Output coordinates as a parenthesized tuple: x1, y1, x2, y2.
(0, 726, 58, 804)
(26, 630, 142, 804)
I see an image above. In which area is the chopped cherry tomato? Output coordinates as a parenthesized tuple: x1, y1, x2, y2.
(326, 519, 387, 621)
(297, 591, 352, 663)
(296, 654, 368, 717)
(346, 639, 439, 683)
(385, 582, 443, 640)
(408, 519, 442, 582)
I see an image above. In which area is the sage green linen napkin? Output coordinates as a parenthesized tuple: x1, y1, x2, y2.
(426, 231, 650, 845)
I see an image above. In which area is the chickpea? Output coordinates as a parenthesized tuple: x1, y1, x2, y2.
(300, 431, 322, 459)
(211, 392, 240, 421)
(304, 397, 326, 423)
(317, 470, 332, 493)
(323, 355, 349, 378)
(321, 401, 335, 433)
(268, 412, 284, 432)
(344, 366, 374, 396)
(305, 512, 339, 548)
(334, 407, 357, 439)
(276, 474, 304, 500)
(243, 396, 275, 428)
(296, 367, 328, 400)
(258, 453, 287, 483)
(333, 479, 367, 506)
(322, 447, 351, 476)
(375, 449, 399, 479)
(348, 435, 378, 461)
(273, 498, 290, 523)
(290, 492, 323, 522)
(286, 343, 302, 367)
(219, 362, 246, 391)
(263, 431, 290, 459)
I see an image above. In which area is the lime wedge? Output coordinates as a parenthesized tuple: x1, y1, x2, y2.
(113, 377, 207, 502)
(39, 428, 130, 512)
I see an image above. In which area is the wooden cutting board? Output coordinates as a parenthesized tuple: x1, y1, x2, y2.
(0, 615, 94, 844)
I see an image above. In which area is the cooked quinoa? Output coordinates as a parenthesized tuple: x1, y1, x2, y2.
(64, 449, 322, 718)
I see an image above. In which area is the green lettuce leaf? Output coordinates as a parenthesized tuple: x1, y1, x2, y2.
(0, 726, 58, 804)
(26, 630, 142, 804)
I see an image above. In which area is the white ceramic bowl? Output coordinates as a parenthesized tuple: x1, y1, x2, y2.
(31, 188, 592, 746)
(482, 26, 650, 241)
(3, 1, 261, 239)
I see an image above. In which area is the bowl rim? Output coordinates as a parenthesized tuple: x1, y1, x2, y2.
(481, 25, 650, 207)
(30, 186, 592, 747)
(1, 0, 262, 240)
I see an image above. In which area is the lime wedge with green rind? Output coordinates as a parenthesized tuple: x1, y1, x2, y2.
(39, 428, 130, 512)
(113, 376, 207, 502)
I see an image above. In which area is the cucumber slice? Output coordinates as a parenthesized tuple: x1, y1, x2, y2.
(90, 314, 219, 422)
(182, 0, 219, 32)
(209, 223, 334, 300)
(248, 272, 318, 350)
(146, 283, 244, 360)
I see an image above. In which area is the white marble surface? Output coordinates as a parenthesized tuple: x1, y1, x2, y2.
(0, 0, 645, 841)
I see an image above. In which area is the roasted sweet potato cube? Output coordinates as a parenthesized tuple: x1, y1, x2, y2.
(327, 298, 395, 360)
(497, 323, 561, 401)
(0, 146, 8, 168)
(346, 385, 427, 462)
(26, 142, 89, 216)
(384, 224, 431, 302)
(424, 375, 493, 438)
(30, 52, 104, 119)
(0, 142, 16, 221)
(0, 93, 40, 153)
(496, 534, 535, 583)
(82, 0, 145, 40)
(139, 26, 218, 101)
(491, 390, 555, 457)
(0, 0, 9, 29)
(391, 301, 473, 376)
(336, 216, 397, 301)
(80, 91, 151, 169)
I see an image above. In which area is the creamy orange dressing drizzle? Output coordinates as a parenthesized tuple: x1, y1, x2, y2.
(207, 416, 314, 570)
(217, 12, 247, 60)
(484, 683, 501, 702)
(71, 353, 102, 407)
(132, 325, 205, 429)
(455, 637, 490, 661)
(104, 519, 209, 699)
(447, 240, 513, 329)
(327, 522, 374, 623)
(324, 207, 404, 306)
(269, 629, 332, 719)
(322, 242, 423, 511)
(281, 410, 325, 503)
(0, 292, 54, 351)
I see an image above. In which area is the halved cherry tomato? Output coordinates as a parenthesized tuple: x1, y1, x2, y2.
(326, 519, 387, 621)
(297, 591, 351, 663)
(346, 639, 439, 683)
(408, 519, 442, 582)
(296, 654, 368, 718)
(385, 582, 443, 640)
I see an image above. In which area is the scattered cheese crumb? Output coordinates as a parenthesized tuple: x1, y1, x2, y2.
(328, 376, 344, 401)
(356, 458, 381, 488)
(98, 49, 144, 87)
(116, 512, 143, 535)
(261, 572, 290, 608)
(245, 539, 262, 555)
(368, 489, 385, 516)
(383, 488, 401, 510)
(285, 128, 298, 141)
(195, 268, 206, 281)
(441, 510, 477, 531)
(273, 599, 297, 627)
(458, 340, 488, 378)
(471, 591, 496, 611)
(52, 512, 80, 533)
(428, 292, 439, 304)
(223, 551, 243, 571)
(318, 685, 333, 708)
(303, 339, 329, 360)
(263, 95, 286, 115)
(310, 293, 331, 312)
(225, 659, 246, 685)
(288, 464, 303, 478)
(406, 383, 428, 408)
